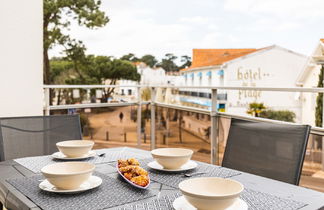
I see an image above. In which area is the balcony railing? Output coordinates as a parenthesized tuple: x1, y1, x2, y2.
(43, 85, 324, 165)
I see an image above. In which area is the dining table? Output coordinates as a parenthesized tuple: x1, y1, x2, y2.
(0, 147, 324, 210)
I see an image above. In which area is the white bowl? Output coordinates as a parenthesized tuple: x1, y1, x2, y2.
(179, 177, 244, 210)
(56, 140, 94, 158)
(41, 162, 95, 190)
(151, 148, 193, 169)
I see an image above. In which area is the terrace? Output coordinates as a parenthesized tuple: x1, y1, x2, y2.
(43, 84, 324, 192)
(1, 0, 324, 209)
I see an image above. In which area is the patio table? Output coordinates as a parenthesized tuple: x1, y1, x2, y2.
(0, 147, 324, 210)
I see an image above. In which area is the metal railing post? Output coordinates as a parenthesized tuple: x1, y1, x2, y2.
(137, 87, 142, 148)
(44, 88, 50, 116)
(211, 89, 218, 165)
(150, 87, 156, 150)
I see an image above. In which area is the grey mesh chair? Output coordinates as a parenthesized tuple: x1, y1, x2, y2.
(0, 114, 82, 161)
(222, 118, 311, 185)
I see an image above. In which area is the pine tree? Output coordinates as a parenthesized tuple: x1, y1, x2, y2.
(315, 65, 324, 127)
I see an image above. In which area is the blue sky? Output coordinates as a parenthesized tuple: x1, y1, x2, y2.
(50, 0, 324, 61)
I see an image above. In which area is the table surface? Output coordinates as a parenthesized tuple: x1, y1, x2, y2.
(1, 147, 324, 210)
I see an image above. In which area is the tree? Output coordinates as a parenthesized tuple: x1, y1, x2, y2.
(246, 102, 266, 117)
(140, 54, 158, 68)
(157, 53, 178, 72)
(43, 0, 109, 86)
(50, 55, 141, 103)
(141, 88, 151, 122)
(315, 65, 324, 127)
(259, 110, 296, 122)
(179, 55, 192, 69)
(49, 58, 75, 105)
(82, 56, 141, 100)
(120, 53, 139, 62)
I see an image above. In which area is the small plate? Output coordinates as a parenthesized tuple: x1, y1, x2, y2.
(39, 175, 102, 194)
(173, 196, 248, 210)
(116, 164, 150, 189)
(51, 151, 96, 160)
(148, 160, 197, 172)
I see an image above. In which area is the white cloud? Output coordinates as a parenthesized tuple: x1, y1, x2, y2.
(49, 0, 324, 59)
(224, 0, 324, 20)
(50, 2, 222, 60)
(179, 16, 210, 24)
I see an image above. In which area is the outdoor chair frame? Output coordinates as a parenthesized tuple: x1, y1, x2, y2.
(0, 114, 82, 161)
(222, 118, 311, 185)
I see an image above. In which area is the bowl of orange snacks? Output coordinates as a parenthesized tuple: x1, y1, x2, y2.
(116, 158, 150, 189)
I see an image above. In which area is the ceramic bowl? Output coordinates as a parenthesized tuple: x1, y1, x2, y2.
(151, 148, 193, 169)
(179, 177, 244, 210)
(41, 162, 95, 190)
(56, 140, 94, 158)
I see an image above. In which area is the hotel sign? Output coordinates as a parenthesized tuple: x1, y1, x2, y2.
(236, 67, 270, 101)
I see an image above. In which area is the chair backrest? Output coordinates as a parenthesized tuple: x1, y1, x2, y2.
(0, 115, 82, 161)
(222, 118, 311, 185)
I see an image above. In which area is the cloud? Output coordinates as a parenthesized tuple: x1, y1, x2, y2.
(49, 2, 223, 60)
(48, 0, 324, 59)
(179, 16, 210, 24)
(224, 0, 324, 20)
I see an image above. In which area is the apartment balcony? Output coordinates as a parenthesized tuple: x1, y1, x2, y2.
(41, 85, 324, 191)
(1, 85, 324, 210)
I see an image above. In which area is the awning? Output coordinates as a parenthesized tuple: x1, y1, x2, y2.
(180, 97, 211, 107)
(217, 70, 224, 76)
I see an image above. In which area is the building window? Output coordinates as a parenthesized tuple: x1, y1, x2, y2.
(128, 89, 132, 95)
(121, 89, 125, 95)
(206, 71, 212, 86)
(191, 92, 198, 97)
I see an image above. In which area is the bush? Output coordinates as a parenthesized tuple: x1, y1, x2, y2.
(259, 110, 296, 123)
(79, 113, 90, 128)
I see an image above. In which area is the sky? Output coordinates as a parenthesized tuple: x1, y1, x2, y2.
(49, 0, 324, 61)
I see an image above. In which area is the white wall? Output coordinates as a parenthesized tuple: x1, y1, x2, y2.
(179, 46, 308, 122)
(300, 63, 322, 126)
(225, 46, 308, 122)
(0, 0, 43, 117)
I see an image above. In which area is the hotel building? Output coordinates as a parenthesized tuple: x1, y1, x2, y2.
(179, 45, 308, 123)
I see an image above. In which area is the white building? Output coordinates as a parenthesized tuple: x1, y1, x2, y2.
(297, 39, 324, 126)
(179, 45, 308, 122)
(117, 62, 179, 99)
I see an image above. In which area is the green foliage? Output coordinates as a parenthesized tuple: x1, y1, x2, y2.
(157, 53, 178, 72)
(259, 110, 296, 123)
(43, 0, 108, 50)
(49, 58, 74, 84)
(247, 102, 296, 122)
(79, 113, 90, 128)
(120, 53, 139, 62)
(179, 55, 192, 69)
(141, 88, 151, 101)
(43, 0, 109, 85)
(315, 65, 324, 127)
(50, 55, 140, 103)
(140, 55, 158, 68)
(246, 102, 266, 117)
(119, 53, 192, 72)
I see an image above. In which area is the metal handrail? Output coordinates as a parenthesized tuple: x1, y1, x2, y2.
(44, 84, 324, 93)
(43, 84, 324, 164)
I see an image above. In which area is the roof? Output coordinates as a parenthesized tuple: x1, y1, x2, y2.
(181, 48, 259, 71)
(321, 39, 324, 43)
